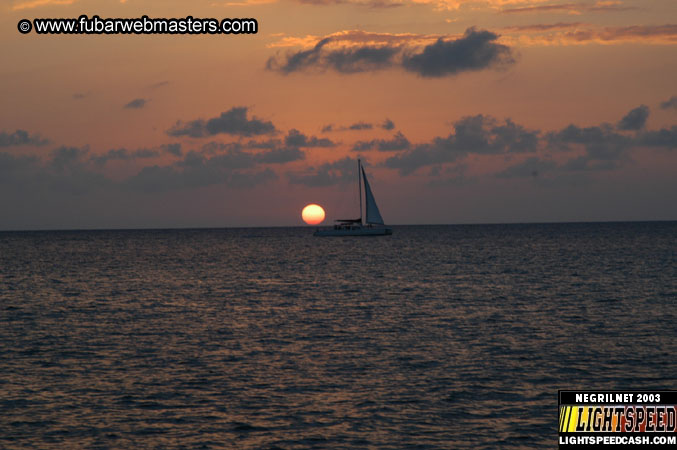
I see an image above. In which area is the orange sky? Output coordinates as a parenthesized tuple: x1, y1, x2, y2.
(1, 0, 676, 229)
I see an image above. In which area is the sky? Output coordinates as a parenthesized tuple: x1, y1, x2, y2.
(1, 0, 676, 230)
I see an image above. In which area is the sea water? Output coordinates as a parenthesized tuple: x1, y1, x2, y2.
(1, 222, 676, 449)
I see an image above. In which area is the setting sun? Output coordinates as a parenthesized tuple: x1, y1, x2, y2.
(301, 204, 325, 225)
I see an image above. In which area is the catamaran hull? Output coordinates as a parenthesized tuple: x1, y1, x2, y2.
(314, 227, 392, 237)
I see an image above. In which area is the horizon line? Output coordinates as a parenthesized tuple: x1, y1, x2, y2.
(1, 219, 675, 233)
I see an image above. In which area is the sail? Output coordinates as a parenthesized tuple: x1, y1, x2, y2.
(361, 167, 384, 225)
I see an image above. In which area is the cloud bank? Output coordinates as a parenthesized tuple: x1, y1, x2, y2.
(267, 28, 515, 77)
(168, 107, 277, 138)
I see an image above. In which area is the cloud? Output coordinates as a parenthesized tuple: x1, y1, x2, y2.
(255, 147, 306, 164)
(501, 1, 635, 15)
(288, 156, 358, 186)
(50, 146, 88, 171)
(266, 37, 399, 74)
(402, 28, 515, 77)
(617, 105, 649, 131)
(660, 96, 677, 110)
(296, 0, 404, 7)
(217, 0, 277, 5)
(385, 115, 540, 174)
(323, 45, 400, 73)
(502, 22, 587, 32)
(322, 118, 395, 133)
(349, 121, 373, 130)
(284, 129, 336, 147)
(0, 129, 49, 147)
(72, 92, 89, 100)
(90, 148, 160, 166)
(167, 107, 277, 138)
(381, 118, 395, 130)
(637, 126, 677, 149)
(288, 0, 592, 13)
(494, 117, 670, 180)
(267, 30, 440, 50)
(0, 146, 112, 195)
(123, 98, 148, 109)
(126, 152, 277, 193)
(161, 143, 182, 156)
(352, 131, 411, 152)
(0, 152, 39, 181)
(495, 156, 559, 178)
(547, 123, 631, 162)
(11, 0, 76, 11)
(267, 27, 515, 77)
(148, 81, 170, 89)
(0, 148, 109, 196)
(427, 163, 476, 186)
(321, 121, 374, 132)
(504, 24, 677, 46)
(201, 136, 310, 165)
(266, 37, 330, 73)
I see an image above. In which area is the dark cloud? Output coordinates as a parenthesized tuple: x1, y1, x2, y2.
(256, 147, 306, 164)
(428, 163, 476, 187)
(0, 152, 39, 181)
(349, 122, 373, 131)
(385, 115, 539, 175)
(324, 45, 399, 73)
(267, 37, 331, 74)
(617, 105, 649, 131)
(198, 136, 311, 163)
(384, 140, 461, 176)
(496, 157, 558, 179)
(377, 132, 410, 151)
(352, 131, 411, 152)
(127, 150, 277, 192)
(660, 96, 677, 110)
(202, 138, 308, 165)
(187, 148, 255, 170)
(90, 148, 160, 166)
(381, 118, 395, 130)
(267, 37, 399, 74)
(268, 28, 515, 78)
(90, 143, 182, 165)
(167, 107, 277, 138)
(50, 146, 89, 172)
(321, 121, 378, 132)
(288, 156, 358, 186)
(124, 98, 147, 109)
(543, 123, 635, 172)
(243, 139, 281, 150)
(161, 143, 182, 156)
(72, 92, 89, 100)
(495, 117, 663, 181)
(547, 124, 631, 160)
(0, 146, 111, 196)
(0, 129, 49, 147)
(637, 126, 677, 149)
(284, 129, 336, 148)
(402, 28, 514, 78)
(149, 80, 170, 89)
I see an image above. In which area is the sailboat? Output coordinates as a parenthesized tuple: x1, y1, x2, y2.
(314, 159, 393, 236)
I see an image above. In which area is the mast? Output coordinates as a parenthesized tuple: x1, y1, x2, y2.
(358, 159, 362, 225)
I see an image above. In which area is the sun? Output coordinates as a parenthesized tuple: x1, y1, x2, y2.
(302, 204, 325, 225)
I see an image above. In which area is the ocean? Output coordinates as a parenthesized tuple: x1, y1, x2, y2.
(1, 222, 676, 449)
